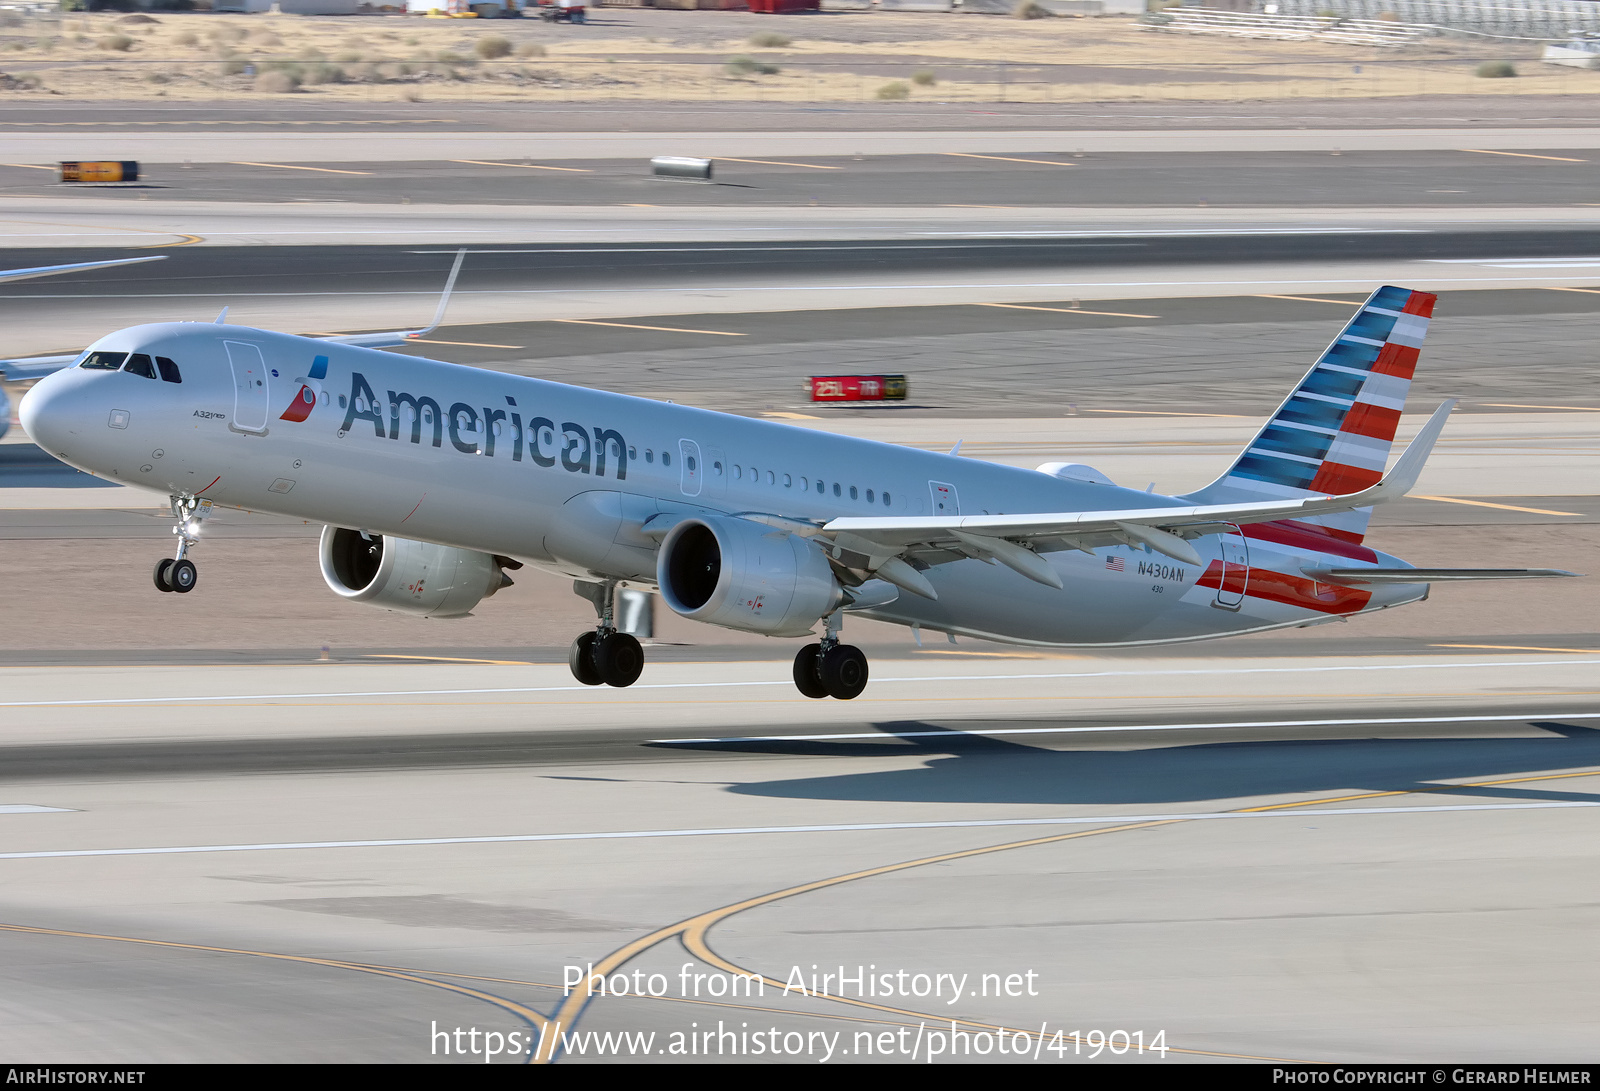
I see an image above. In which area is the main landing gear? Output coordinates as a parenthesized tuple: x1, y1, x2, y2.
(568, 580, 645, 689)
(793, 614, 869, 700)
(153, 496, 212, 594)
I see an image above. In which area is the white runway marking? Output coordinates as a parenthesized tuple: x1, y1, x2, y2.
(0, 805, 71, 814)
(2, 802, 1592, 862)
(653, 710, 1600, 745)
(2, 658, 1596, 710)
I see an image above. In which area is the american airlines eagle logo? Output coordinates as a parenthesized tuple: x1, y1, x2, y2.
(279, 354, 329, 423)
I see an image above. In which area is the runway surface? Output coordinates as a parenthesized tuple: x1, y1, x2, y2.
(7, 127, 1600, 165)
(8, 278, 1600, 416)
(6, 97, 1600, 132)
(8, 149, 1600, 208)
(2, 655, 1597, 1062)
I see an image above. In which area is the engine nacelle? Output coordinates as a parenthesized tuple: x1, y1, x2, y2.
(657, 516, 842, 637)
(319, 526, 510, 619)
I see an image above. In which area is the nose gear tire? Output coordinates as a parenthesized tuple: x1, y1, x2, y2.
(153, 558, 175, 593)
(169, 558, 198, 594)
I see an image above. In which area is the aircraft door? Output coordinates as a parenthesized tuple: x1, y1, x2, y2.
(929, 480, 959, 516)
(704, 445, 727, 498)
(225, 341, 270, 434)
(678, 439, 702, 497)
(1216, 523, 1249, 609)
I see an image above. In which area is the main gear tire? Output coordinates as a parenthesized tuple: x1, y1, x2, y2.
(792, 643, 828, 699)
(592, 631, 644, 688)
(568, 631, 604, 686)
(820, 644, 869, 701)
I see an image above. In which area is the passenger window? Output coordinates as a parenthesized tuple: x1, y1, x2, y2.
(849, 485, 858, 500)
(783, 474, 792, 488)
(155, 356, 182, 384)
(645, 449, 654, 463)
(832, 482, 841, 497)
(122, 354, 156, 379)
(79, 351, 127, 371)
(883, 492, 892, 506)
(866, 489, 874, 503)
(662, 451, 671, 467)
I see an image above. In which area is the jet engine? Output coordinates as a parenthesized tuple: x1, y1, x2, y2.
(319, 525, 512, 618)
(656, 515, 842, 637)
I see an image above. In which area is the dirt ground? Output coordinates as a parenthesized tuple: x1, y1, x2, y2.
(6, 522, 1595, 656)
(0, 9, 1592, 104)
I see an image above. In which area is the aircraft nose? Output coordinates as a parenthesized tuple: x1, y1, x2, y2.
(19, 369, 79, 453)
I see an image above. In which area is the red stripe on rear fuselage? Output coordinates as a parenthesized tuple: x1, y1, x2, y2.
(1196, 559, 1372, 615)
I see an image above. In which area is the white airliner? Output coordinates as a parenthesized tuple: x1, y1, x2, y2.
(11, 255, 1575, 699)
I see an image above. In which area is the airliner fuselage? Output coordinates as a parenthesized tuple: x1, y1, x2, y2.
(21, 320, 1421, 655)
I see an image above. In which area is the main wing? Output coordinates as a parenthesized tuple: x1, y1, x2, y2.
(811, 401, 1458, 598)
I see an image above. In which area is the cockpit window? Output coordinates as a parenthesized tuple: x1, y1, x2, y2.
(123, 354, 156, 379)
(155, 356, 181, 384)
(79, 351, 127, 371)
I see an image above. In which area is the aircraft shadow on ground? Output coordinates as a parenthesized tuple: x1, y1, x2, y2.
(652, 721, 1600, 808)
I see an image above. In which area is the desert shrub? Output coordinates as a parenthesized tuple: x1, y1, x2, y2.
(98, 35, 134, 52)
(348, 62, 385, 83)
(876, 80, 910, 99)
(1013, 0, 1052, 17)
(725, 54, 778, 76)
(912, 68, 936, 86)
(174, 31, 197, 46)
(400, 86, 424, 102)
(218, 55, 247, 75)
(143, 71, 169, 84)
(116, 13, 157, 24)
(0, 11, 22, 26)
(747, 31, 790, 47)
(302, 62, 345, 85)
(516, 41, 545, 57)
(475, 34, 510, 59)
(435, 50, 474, 65)
(1476, 60, 1516, 78)
(254, 69, 299, 93)
(335, 51, 362, 63)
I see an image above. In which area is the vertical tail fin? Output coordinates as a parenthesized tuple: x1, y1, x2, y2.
(1181, 285, 1437, 542)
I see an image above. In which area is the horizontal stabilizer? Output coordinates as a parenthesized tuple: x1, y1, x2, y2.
(1304, 567, 1581, 586)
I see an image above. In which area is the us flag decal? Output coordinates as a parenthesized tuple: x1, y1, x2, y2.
(1106, 556, 1125, 572)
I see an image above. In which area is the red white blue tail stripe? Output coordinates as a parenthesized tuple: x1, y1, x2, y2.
(1185, 285, 1435, 542)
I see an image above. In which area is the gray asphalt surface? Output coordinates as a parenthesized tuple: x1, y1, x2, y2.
(2, 660, 1597, 1063)
(5, 97, 1600, 130)
(8, 148, 1600, 207)
(7, 268, 1600, 416)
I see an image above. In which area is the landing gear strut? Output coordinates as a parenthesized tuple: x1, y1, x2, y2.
(569, 580, 645, 689)
(153, 496, 211, 594)
(793, 612, 869, 700)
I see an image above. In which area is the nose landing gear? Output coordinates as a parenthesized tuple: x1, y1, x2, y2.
(568, 580, 645, 688)
(793, 613, 869, 700)
(153, 496, 211, 594)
